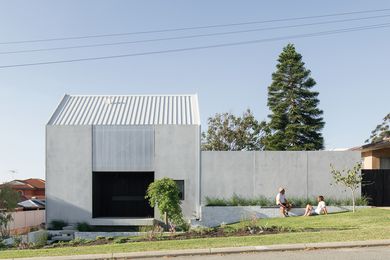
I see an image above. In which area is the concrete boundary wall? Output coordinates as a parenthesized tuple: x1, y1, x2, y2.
(201, 151, 361, 201)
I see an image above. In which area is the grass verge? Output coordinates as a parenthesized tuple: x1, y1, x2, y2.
(1, 208, 389, 259)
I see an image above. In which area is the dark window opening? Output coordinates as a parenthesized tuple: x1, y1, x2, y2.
(93, 172, 154, 218)
(174, 180, 185, 200)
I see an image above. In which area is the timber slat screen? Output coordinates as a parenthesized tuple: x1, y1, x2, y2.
(362, 169, 390, 206)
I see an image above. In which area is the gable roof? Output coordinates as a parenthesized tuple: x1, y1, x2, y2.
(351, 140, 390, 152)
(18, 199, 45, 209)
(3, 179, 45, 190)
(48, 94, 200, 126)
(23, 179, 45, 189)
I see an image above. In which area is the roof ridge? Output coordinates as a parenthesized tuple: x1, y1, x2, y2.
(47, 94, 201, 126)
(69, 94, 198, 97)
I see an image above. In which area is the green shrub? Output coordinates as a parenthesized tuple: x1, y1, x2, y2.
(12, 236, 22, 248)
(95, 236, 105, 240)
(205, 197, 228, 206)
(114, 237, 128, 244)
(288, 197, 317, 208)
(54, 241, 67, 247)
(356, 196, 369, 206)
(76, 222, 93, 232)
(69, 238, 88, 246)
(254, 196, 271, 207)
(0, 240, 7, 249)
(49, 220, 68, 230)
(139, 226, 154, 232)
(177, 222, 190, 232)
(34, 232, 48, 247)
(206, 195, 273, 207)
(205, 196, 368, 207)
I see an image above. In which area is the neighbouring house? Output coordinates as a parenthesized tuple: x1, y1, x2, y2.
(46, 94, 362, 226)
(1, 178, 45, 201)
(17, 198, 45, 211)
(351, 140, 390, 206)
(0, 179, 46, 234)
(352, 140, 390, 170)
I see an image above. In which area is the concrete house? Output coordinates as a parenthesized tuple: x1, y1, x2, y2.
(47, 94, 362, 226)
(46, 94, 201, 226)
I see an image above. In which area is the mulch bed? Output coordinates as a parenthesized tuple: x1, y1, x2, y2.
(7, 225, 336, 250)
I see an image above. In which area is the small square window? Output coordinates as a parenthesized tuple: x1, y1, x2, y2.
(174, 180, 185, 200)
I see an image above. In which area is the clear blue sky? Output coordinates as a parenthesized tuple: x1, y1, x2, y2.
(0, 1, 389, 182)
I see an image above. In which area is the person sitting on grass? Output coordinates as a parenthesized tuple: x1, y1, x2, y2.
(276, 187, 292, 217)
(303, 195, 328, 216)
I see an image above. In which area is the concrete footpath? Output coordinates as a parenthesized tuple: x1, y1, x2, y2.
(6, 239, 390, 260)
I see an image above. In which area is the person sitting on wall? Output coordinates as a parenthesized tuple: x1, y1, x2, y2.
(276, 187, 292, 217)
(303, 195, 328, 216)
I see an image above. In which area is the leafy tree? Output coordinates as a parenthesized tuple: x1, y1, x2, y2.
(263, 44, 324, 151)
(365, 112, 390, 143)
(202, 109, 265, 151)
(0, 184, 19, 238)
(330, 163, 362, 213)
(145, 178, 184, 227)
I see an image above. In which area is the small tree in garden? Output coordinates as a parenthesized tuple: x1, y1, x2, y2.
(330, 163, 362, 213)
(0, 184, 19, 238)
(145, 178, 185, 228)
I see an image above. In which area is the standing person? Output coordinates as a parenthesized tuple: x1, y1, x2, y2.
(276, 187, 291, 217)
(303, 196, 328, 216)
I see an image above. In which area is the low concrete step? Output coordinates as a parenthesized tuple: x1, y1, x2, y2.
(60, 230, 76, 235)
(62, 225, 76, 231)
(51, 236, 72, 242)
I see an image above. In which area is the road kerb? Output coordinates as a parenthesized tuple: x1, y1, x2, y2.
(7, 239, 390, 260)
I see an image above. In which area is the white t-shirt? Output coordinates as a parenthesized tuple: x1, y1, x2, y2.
(276, 193, 286, 205)
(315, 201, 326, 214)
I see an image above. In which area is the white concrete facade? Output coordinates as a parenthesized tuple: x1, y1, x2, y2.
(46, 124, 200, 225)
(46, 94, 361, 227)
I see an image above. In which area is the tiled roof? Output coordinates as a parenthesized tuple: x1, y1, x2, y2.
(3, 179, 45, 190)
(23, 179, 45, 189)
(48, 94, 200, 126)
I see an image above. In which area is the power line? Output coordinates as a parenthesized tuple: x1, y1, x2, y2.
(0, 22, 389, 69)
(0, 7, 390, 45)
(1, 14, 390, 55)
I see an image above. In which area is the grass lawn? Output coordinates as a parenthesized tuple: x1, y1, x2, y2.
(1, 208, 389, 259)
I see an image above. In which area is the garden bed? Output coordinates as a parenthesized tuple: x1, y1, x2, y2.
(1, 209, 389, 259)
(1, 224, 311, 250)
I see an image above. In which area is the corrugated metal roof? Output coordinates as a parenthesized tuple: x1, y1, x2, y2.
(48, 94, 200, 125)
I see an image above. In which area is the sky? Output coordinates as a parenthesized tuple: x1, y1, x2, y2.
(0, 1, 389, 183)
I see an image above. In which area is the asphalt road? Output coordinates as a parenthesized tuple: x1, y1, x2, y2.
(144, 246, 390, 260)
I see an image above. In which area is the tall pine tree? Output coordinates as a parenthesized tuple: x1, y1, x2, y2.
(263, 44, 324, 150)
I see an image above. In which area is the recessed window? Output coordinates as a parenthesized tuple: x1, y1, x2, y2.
(174, 180, 185, 200)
